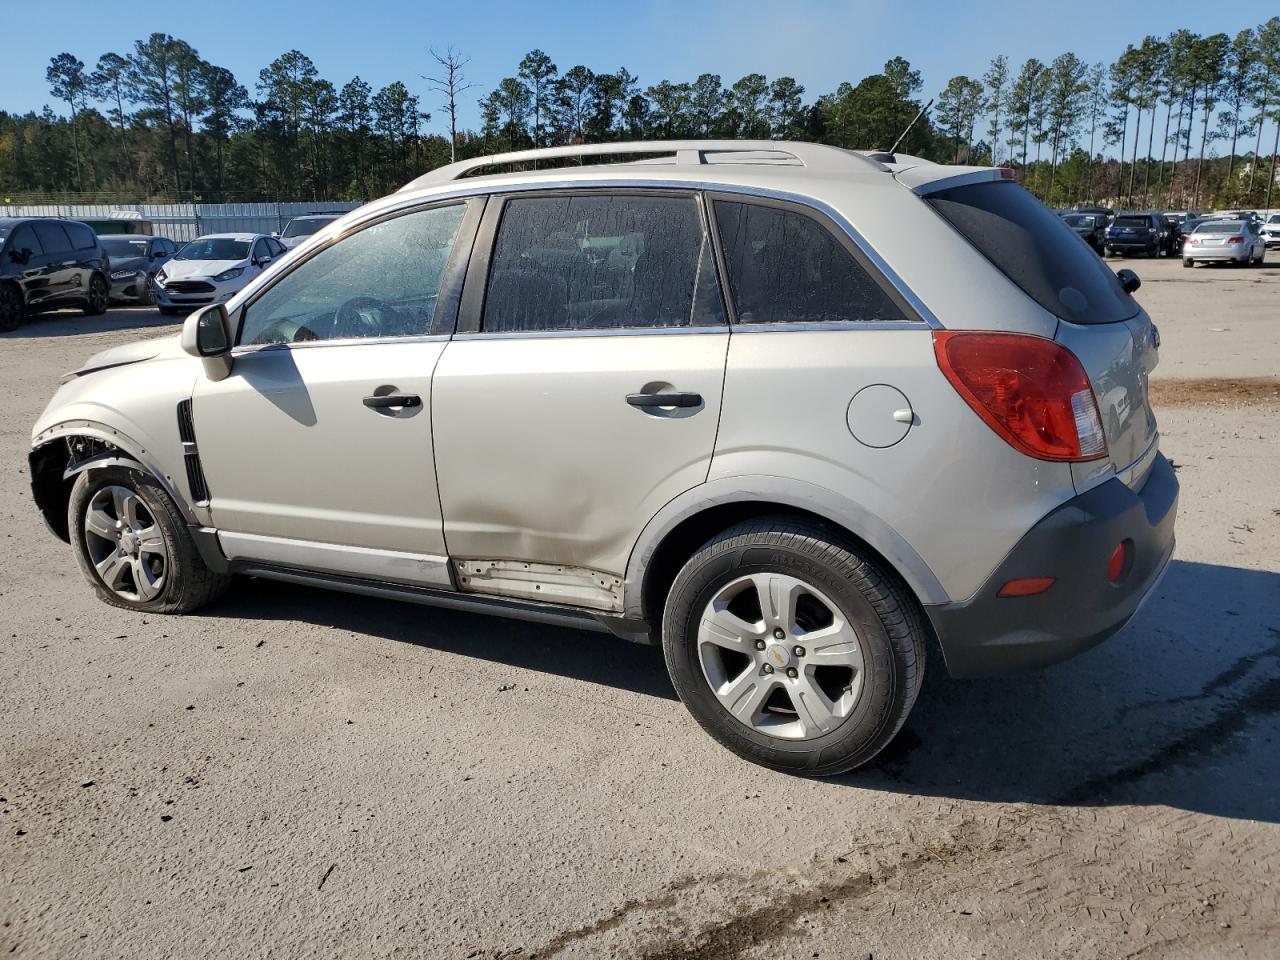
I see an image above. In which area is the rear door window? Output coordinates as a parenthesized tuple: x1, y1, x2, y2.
(34, 222, 73, 255)
(65, 222, 97, 250)
(712, 199, 906, 324)
(926, 181, 1138, 325)
(481, 193, 724, 333)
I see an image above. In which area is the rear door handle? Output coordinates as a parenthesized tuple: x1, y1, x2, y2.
(363, 394, 421, 409)
(626, 391, 703, 408)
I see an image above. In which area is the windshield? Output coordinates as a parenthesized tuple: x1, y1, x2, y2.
(282, 217, 336, 238)
(101, 237, 149, 258)
(1112, 217, 1150, 230)
(176, 238, 250, 261)
(1063, 215, 1098, 228)
(926, 180, 1138, 325)
(1268, 215, 1280, 224)
(1194, 221, 1244, 235)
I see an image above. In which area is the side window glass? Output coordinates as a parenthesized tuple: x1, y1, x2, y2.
(713, 200, 906, 324)
(271, 238, 288, 257)
(34, 222, 73, 255)
(252, 239, 269, 262)
(482, 193, 724, 333)
(8, 226, 43, 258)
(64, 223, 95, 250)
(239, 203, 468, 346)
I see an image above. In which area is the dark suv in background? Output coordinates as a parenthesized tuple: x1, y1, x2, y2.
(1104, 213, 1172, 258)
(0, 217, 111, 331)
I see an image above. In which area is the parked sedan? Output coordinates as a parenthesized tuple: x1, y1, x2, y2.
(155, 233, 287, 315)
(1060, 212, 1106, 252)
(100, 235, 178, 305)
(1104, 213, 1170, 258)
(1182, 220, 1267, 267)
(0, 217, 110, 331)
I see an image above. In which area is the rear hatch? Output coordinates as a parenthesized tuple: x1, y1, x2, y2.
(911, 173, 1158, 483)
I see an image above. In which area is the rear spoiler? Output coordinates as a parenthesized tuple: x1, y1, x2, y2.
(852, 150, 1013, 195)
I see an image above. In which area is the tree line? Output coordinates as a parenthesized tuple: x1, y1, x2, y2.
(2, 19, 1278, 210)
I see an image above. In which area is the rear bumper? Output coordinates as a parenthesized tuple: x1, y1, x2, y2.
(924, 452, 1178, 678)
(1106, 238, 1157, 251)
(1184, 248, 1250, 261)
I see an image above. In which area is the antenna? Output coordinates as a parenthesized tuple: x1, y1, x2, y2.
(888, 98, 933, 157)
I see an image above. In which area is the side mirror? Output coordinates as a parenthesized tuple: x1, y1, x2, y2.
(1116, 268, 1141, 294)
(180, 304, 234, 381)
(152, 250, 166, 260)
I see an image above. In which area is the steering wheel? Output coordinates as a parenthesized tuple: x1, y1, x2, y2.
(332, 296, 399, 340)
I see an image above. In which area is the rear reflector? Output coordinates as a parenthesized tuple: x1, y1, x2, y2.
(998, 577, 1056, 597)
(933, 331, 1108, 462)
(1107, 541, 1131, 582)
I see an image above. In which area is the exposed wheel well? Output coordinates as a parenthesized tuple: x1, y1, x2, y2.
(639, 501, 925, 629)
(29, 440, 76, 542)
(29, 435, 143, 542)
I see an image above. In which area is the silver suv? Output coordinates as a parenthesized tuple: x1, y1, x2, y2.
(29, 141, 1178, 775)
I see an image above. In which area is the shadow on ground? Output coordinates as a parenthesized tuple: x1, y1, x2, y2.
(0, 306, 181, 339)
(218, 557, 1279, 823)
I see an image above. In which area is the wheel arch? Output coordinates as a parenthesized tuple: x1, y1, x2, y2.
(624, 477, 949, 627)
(30, 421, 198, 542)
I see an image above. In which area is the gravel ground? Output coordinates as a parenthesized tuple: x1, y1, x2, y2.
(1, 256, 1278, 959)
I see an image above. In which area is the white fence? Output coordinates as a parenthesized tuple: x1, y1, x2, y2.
(0, 201, 365, 242)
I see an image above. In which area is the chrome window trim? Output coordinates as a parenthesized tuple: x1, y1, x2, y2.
(231, 332, 450, 357)
(729, 320, 931, 333)
(224, 177, 942, 330)
(451, 325, 728, 342)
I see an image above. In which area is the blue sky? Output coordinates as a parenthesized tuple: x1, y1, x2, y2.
(0, 0, 1264, 137)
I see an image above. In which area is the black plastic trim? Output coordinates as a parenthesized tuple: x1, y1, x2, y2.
(924, 453, 1178, 678)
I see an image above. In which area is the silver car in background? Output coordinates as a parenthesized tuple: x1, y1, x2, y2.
(28, 140, 1177, 776)
(278, 214, 344, 250)
(1182, 219, 1267, 267)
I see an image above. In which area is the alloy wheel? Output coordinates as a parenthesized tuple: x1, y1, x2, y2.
(697, 573, 865, 740)
(83, 485, 167, 602)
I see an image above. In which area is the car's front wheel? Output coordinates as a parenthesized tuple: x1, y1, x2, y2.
(662, 519, 926, 776)
(82, 275, 109, 315)
(68, 467, 231, 614)
(0, 283, 24, 331)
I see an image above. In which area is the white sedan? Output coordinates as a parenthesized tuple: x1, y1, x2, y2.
(155, 233, 288, 315)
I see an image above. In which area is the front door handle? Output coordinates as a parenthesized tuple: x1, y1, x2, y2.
(626, 391, 703, 409)
(363, 394, 421, 409)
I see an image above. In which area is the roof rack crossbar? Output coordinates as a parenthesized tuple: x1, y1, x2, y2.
(399, 140, 886, 192)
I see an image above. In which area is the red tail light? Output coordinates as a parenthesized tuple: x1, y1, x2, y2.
(933, 331, 1108, 462)
(1226, 236, 1244, 245)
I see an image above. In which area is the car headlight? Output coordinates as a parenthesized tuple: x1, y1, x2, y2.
(110, 270, 138, 280)
(155, 270, 168, 286)
(213, 267, 244, 282)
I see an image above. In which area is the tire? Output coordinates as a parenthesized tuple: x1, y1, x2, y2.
(1104, 247, 1113, 258)
(82, 274, 109, 315)
(68, 466, 231, 614)
(0, 282, 24, 332)
(661, 518, 926, 776)
(1183, 258, 1193, 268)
(139, 273, 156, 306)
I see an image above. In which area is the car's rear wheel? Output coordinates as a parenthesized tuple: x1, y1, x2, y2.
(82, 275, 109, 315)
(0, 283, 24, 331)
(661, 518, 925, 776)
(68, 467, 231, 614)
(1183, 258, 1194, 268)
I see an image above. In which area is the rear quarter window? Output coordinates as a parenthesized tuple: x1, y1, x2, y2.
(926, 181, 1138, 325)
(712, 199, 906, 324)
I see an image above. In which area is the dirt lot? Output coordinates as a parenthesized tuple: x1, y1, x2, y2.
(1, 255, 1278, 959)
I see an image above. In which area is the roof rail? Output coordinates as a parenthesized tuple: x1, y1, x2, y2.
(399, 140, 886, 192)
